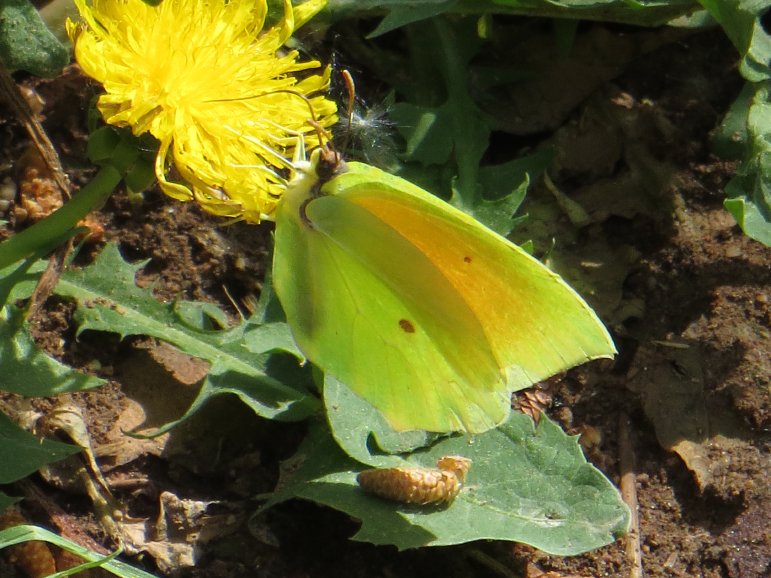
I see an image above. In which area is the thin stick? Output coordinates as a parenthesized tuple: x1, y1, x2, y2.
(26, 239, 72, 322)
(619, 412, 644, 578)
(0, 66, 70, 197)
(222, 283, 246, 322)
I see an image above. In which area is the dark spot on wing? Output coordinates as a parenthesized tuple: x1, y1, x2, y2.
(463, 256, 472, 263)
(399, 319, 416, 333)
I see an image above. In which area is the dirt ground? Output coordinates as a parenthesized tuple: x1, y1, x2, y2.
(1, 18, 769, 578)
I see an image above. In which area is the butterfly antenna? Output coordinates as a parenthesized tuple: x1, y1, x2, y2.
(307, 118, 331, 150)
(207, 89, 318, 125)
(267, 89, 333, 153)
(340, 69, 356, 157)
(216, 89, 323, 168)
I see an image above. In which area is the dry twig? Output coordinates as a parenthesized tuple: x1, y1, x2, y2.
(0, 66, 70, 197)
(618, 412, 644, 578)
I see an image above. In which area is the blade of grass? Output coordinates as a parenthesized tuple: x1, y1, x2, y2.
(0, 525, 158, 578)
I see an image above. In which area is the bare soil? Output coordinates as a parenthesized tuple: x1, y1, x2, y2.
(1, 21, 768, 578)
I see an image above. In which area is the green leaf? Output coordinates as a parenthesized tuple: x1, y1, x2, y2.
(715, 81, 771, 246)
(172, 300, 230, 331)
(487, 0, 696, 25)
(325, 376, 439, 465)
(0, 493, 19, 511)
(379, 19, 554, 237)
(387, 17, 542, 236)
(367, 0, 459, 37)
(473, 148, 554, 235)
(0, 0, 69, 77)
(713, 81, 755, 160)
(265, 414, 629, 553)
(700, 1, 771, 245)
(52, 244, 319, 424)
(0, 411, 79, 483)
(0, 525, 159, 578)
(395, 19, 489, 211)
(0, 305, 106, 396)
(697, 0, 771, 82)
(391, 102, 456, 166)
(87, 127, 157, 191)
(86, 127, 123, 165)
(324, 0, 696, 28)
(0, 255, 46, 307)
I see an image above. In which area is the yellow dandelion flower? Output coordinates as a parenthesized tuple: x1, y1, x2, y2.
(68, 0, 337, 223)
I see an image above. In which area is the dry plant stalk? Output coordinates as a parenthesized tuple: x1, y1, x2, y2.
(0, 66, 70, 197)
(618, 413, 644, 578)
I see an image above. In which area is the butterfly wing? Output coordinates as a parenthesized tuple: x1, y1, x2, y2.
(339, 162, 617, 382)
(273, 159, 615, 433)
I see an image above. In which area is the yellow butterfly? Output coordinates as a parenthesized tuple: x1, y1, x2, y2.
(273, 147, 615, 433)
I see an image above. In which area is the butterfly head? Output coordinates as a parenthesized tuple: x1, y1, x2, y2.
(316, 146, 346, 184)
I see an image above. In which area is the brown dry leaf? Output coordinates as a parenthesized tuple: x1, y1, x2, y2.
(511, 184, 642, 324)
(93, 343, 205, 470)
(105, 343, 265, 477)
(14, 480, 112, 563)
(114, 343, 202, 430)
(94, 396, 168, 468)
(26, 403, 130, 555)
(119, 491, 241, 574)
(512, 387, 553, 423)
(36, 403, 112, 495)
(511, 376, 561, 422)
(626, 342, 710, 486)
(626, 342, 763, 498)
(140, 340, 211, 386)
